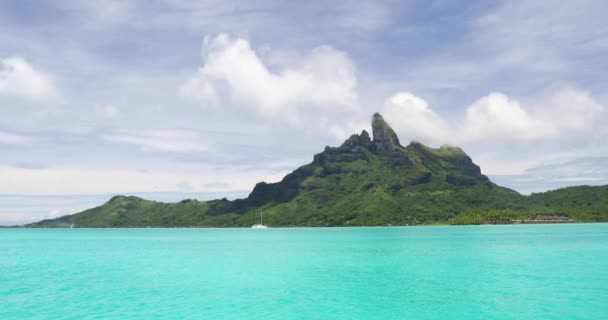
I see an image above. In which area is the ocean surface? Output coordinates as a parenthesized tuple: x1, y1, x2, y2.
(1, 224, 607, 319)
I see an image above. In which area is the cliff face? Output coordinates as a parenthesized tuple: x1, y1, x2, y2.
(371, 113, 400, 153)
(26, 113, 608, 228)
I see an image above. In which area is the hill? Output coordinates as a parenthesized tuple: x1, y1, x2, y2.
(26, 113, 608, 227)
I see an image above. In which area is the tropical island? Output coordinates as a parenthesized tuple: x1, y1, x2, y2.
(26, 113, 608, 228)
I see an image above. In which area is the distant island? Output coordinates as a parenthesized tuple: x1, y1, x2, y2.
(26, 113, 608, 228)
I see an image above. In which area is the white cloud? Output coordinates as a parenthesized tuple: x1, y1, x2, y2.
(533, 86, 604, 132)
(180, 34, 358, 123)
(101, 130, 208, 153)
(0, 56, 57, 99)
(0, 165, 287, 195)
(380, 86, 604, 145)
(461, 92, 553, 141)
(0, 131, 32, 145)
(383, 92, 450, 144)
(179, 77, 218, 102)
(95, 104, 120, 119)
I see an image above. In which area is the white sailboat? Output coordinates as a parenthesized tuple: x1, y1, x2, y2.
(252, 208, 268, 229)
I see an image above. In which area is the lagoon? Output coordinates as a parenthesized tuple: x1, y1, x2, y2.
(1, 224, 607, 319)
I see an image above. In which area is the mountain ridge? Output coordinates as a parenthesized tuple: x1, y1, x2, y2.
(26, 113, 608, 227)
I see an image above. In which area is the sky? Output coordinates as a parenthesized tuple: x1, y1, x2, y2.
(1, 0, 607, 225)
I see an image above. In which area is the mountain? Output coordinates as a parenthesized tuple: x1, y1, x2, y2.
(26, 113, 608, 227)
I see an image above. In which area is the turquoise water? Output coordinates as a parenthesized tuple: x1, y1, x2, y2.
(1, 225, 607, 319)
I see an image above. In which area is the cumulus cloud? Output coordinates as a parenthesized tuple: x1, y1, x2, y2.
(101, 130, 208, 153)
(382, 92, 450, 144)
(381, 86, 604, 145)
(460, 93, 553, 141)
(95, 104, 120, 119)
(0, 56, 57, 99)
(180, 34, 358, 123)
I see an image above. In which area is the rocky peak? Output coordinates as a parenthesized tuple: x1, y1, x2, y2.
(339, 130, 372, 152)
(371, 113, 400, 153)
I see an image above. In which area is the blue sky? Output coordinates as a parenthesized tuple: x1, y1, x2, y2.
(1, 0, 607, 225)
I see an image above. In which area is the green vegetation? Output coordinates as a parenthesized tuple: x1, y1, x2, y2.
(449, 210, 529, 225)
(527, 185, 608, 222)
(26, 114, 608, 228)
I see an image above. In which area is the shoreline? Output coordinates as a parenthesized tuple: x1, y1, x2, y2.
(5, 221, 607, 229)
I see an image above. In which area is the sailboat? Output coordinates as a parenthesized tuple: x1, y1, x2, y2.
(252, 208, 268, 229)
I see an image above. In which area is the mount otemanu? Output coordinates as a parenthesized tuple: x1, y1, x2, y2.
(27, 113, 608, 227)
